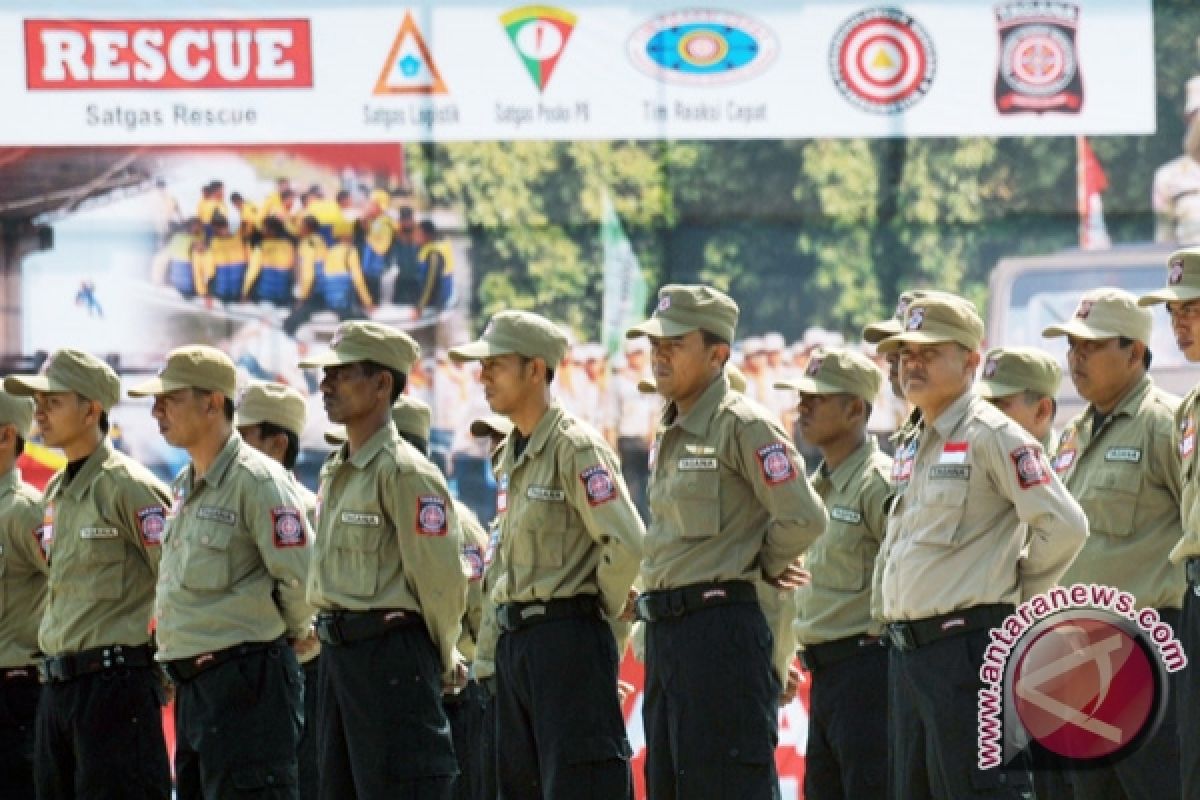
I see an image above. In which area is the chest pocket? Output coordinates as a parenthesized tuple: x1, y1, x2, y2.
(79, 537, 125, 599)
(1081, 469, 1139, 537)
(674, 469, 720, 541)
(511, 500, 567, 568)
(326, 522, 385, 598)
(810, 517, 871, 592)
(182, 526, 234, 591)
(913, 479, 969, 547)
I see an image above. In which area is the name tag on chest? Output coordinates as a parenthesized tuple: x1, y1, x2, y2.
(830, 506, 862, 524)
(1105, 447, 1142, 464)
(929, 465, 971, 481)
(340, 511, 381, 526)
(80, 527, 119, 539)
(197, 507, 237, 526)
(526, 486, 565, 502)
(678, 457, 718, 471)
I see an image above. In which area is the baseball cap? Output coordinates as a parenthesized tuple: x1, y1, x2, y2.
(1138, 248, 1200, 306)
(299, 321, 420, 374)
(775, 347, 882, 402)
(448, 311, 568, 366)
(1042, 288, 1152, 343)
(876, 294, 985, 354)
(626, 284, 739, 343)
(128, 346, 237, 398)
(863, 291, 920, 344)
(0, 389, 34, 438)
(977, 347, 1062, 399)
(235, 382, 308, 436)
(5, 349, 121, 411)
(326, 395, 432, 446)
(470, 413, 513, 438)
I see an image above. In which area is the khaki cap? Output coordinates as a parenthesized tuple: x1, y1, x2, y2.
(5, 349, 120, 411)
(862, 291, 920, 344)
(470, 413, 513, 438)
(0, 389, 34, 438)
(876, 294, 985, 354)
(638, 364, 747, 395)
(326, 395, 432, 446)
(235, 382, 307, 435)
(1042, 288, 1152, 343)
(626, 284, 739, 343)
(774, 347, 882, 402)
(1138, 248, 1200, 306)
(299, 321, 420, 374)
(129, 346, 237, 398)
(449, 311, 568, 366)
(977, 347, 1062, 399)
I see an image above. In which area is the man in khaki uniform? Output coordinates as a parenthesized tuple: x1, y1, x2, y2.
(5, 350, 172, 800)
(774, 348, 891, 800)
(875, 294, 1087, 799)
(1043, 288, 1185, 799)
(977, 347, 1061, 451)
(0, 390, 47, 798)
(1139, 247, 1200, 795)
(302, 321, 467, 800)
(234, 381, 320, 800)
(627, 285, 827, 800)
(130, 347, 313, 799)
(450, 310, 644, 799)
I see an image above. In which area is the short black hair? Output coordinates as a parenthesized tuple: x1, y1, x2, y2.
(360, 361, 407, 403)
(519, 356, 555, 385)
(98, 410, 110, 435)
(701, 330, 730, 348)
(1117, 337, 1153, 369)
(14, 436, 24, 458)
(258, 422, 300, 470)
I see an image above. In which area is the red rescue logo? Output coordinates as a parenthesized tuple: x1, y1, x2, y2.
(24, 19, 313, 89)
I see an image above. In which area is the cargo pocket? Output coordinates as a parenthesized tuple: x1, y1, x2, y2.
(721, 736, 775, 797)
(1082, 471, 1138, 536)
(677, 471, 720, 541)
(231, 761, 297, 793)
(327, 527, 382, 598)
(512, 501, 567, 567)
(181, 527, 233, 591)
(914, 480, 969, 547)
(561, 735, 634, 799)
(83, 538, 125, 599)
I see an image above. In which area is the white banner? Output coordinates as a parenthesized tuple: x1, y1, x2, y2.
(0, 0, 1155, 144)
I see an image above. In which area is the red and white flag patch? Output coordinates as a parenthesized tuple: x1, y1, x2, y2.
(38, 503, 55, 558)
(137, 505, 167, 546)
(940, 441, 968, 465)
(463, 543, 485, 581)
(580, 464, 617, 507)
(1181, 415, 1196, 460)
(1011, 445, 1050, 489)
(271, 507, 306, 548)
(416, 495, 449, 536)
(756, 442, 796, 486)
(496, 475, 508, 514)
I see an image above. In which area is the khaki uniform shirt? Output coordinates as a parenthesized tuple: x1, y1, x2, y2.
(491, 403, 644, 618)
(641, 374, 827, 590)
(1174, 387, 1200, 563)
(796, 438, 892, 646)
(1153, 155, 1200, 244)
(472, 447, 508, 683)
(39, 440, 169, 656)
(293, 475, 320, 665)
(1052, 376, 1185, 609)
(0, 469, 47, 668)
(308, 421, 466, 675)
(455, 502, 488, 664)
(156, 433, 313, 661)
(878, 390, 1088, 621)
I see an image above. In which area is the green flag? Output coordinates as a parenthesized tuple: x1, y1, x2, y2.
(600, 192, 648, 358)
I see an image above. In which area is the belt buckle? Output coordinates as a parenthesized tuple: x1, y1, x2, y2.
(634, 595, 653, 622)
(497, 606, 515, 633)
(316, 616, 343, 646)
(888, 624, 916, 652)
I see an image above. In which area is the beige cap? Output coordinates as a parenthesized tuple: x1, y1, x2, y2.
(327, 395, 433, 446)
(129, 346, 237, 398)
(299, 321, 420, 374)
(638, 364, 747, 395)
(235, 381, 308, 435)
(469, 413, 513, 438)
(977, 347, 1062, 399)
(627, 284, 739, 343)
(449, 311, 568, 366)
(1138, 248, 1200, 306)
(5, 349, 121, 411)
(862, 291, 920, 344)
(774, 347, 882, 402)
(1042, 288, 1152, 343)
(876, 294, 985, 354)
(0, 389, 34, 438)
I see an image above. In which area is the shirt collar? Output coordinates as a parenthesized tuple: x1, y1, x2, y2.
(509, 403, 565, 470)
(1095, 373, 1153, 422)
(64, 439, 115, 501)
(927, 389, 976, 442)
(348, 421, 399, 469)
(0, 468, 18, 498)
(670, 372, 729, 437)
(822, 438, 880, 494)
(188, 432, 241, 492)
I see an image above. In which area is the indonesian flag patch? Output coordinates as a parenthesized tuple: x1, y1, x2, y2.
(38, 503, 55, 558)
(940, 441, 968, 465)
(756, 442, 797, 486)
(496, 475, 508, 514)
(137, 505, 167, 546)
(272, 507, 306, 548)
(1181, 415, 1196, 460)
(1011, 445, 1050, 489)
(580, 464, 617, 507)
(416, 495, 449, 536)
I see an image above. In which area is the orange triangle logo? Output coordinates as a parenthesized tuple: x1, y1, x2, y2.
(374, 11, 448, 95)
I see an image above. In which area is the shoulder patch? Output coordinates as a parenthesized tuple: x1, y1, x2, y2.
(1180, 414, 1196, 459)
(137, 505, 167, 546)
(580, 464, 618, 507)
(755, 442, 797, 486)
(1011, 445, 1050, 489)
(416, 495, 449, 536)
(272, 507, 306, 548)
(463, 542, 485, 581)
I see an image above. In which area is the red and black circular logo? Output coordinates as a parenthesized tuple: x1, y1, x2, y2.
(1000, 24, 1076, 98)
(1010, 613, 1164, 763)
(829, 7, 936, 114)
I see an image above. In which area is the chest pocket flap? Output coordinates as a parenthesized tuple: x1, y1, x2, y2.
(674, 470, 720, 541)
(182, 526, 234, 591)
(810, 513, 870, 591)
(1082, 470, 1138, 537)
(512, 498, 568, 567)
(913, 478, 969, 547)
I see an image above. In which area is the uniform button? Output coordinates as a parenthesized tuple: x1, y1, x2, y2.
(289, 579, 299, 588)
(201, 536, 210, 545)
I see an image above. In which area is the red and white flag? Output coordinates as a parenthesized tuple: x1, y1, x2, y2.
(1077, 136, 1112, 250)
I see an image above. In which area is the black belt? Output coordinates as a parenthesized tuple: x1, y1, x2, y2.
(314, 609, 421, 646)
(798, 634, 884, 672)
(886, 604, 1012, 653)
(165, 637, 287, 683)
(635, 580, 758, 622)
(496, 595, 600, 633)
(40, 644, 154, 683)
(1187, 558, 1200, 589)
